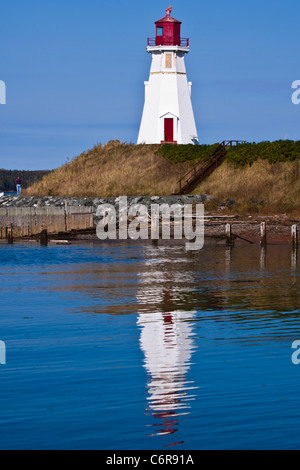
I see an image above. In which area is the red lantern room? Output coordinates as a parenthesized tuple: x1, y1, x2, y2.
(147, 6, 189, 48)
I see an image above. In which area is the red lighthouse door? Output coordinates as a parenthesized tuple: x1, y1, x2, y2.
(164, 118, 174, 143)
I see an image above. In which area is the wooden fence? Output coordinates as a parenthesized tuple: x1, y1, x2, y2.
(0, 206, 94, 239)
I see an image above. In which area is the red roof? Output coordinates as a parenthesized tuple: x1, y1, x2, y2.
(155, 15, 182, 24)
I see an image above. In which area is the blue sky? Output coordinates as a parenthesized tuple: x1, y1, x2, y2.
(0, 0, 299, 170)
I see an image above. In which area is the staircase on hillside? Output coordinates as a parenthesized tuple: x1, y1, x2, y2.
(177, 140, 246, 195)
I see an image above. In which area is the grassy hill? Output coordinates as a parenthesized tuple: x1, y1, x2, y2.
(25, 141, 193, 197)
(25, 139, 300, 214)
(196, 159, 300, 213)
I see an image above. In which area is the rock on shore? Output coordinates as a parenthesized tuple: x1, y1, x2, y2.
(0, 194, 209, 209)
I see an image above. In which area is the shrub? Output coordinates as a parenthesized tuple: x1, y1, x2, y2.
(155, 143, 220, 164)
(226, 140, 300, 166)
(157, 140, 300, 167)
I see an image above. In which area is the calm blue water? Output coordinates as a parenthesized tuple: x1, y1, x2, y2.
(1, 240, 300, 449)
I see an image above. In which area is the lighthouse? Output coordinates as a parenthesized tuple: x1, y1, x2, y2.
(137, 6, 198, 145)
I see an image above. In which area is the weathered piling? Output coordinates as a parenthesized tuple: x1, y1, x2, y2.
(7, 225, 13, 244)
(260, 222, 267, 247)
(292, 225, 298, 248)
(104, 213, 109, 231)
(151, 210, 159, 245)
(40, 229, 48, 246)
(225, 223, 234, 245)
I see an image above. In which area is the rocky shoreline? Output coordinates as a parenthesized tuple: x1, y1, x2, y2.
(0, 194, 206, 208)
(0, 195, 299, 245)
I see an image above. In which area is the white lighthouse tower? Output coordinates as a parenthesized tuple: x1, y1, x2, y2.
(137, 6, 198, 145)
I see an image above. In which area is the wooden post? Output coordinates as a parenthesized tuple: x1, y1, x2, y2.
(151, 206, 160, 247)
(40, 229, 48, 246)
(104, 213, 109, 231)
(152, 238, 159, 247)
(292, 225, 298, 248)
(118, 205, 128, 240)
(64, 200, 68, 232)
(7, 225, 13, 244)
(260, 222, 267, 247)
(225, 223, 233, 245)
(151, 216, 159, 247)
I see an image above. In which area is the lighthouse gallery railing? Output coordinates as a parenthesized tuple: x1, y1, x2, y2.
(147, 37, 190, 47)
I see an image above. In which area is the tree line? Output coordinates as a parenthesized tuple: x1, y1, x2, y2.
(0, 169, 50, 192)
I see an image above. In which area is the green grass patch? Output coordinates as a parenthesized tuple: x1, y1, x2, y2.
(225, 140, 300, 166)
(157, 140, 300, 167)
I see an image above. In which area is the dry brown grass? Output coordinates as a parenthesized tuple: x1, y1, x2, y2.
(25, 142, 300, 215)
(196, 159, 300, 214)
(25, 141, 191, 197)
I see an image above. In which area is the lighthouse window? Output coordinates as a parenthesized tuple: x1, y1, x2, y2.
(165, 53, 172, 68)
(157, 27, 163, 36)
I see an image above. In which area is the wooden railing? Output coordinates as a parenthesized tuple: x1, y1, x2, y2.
(177, 140, 246, 195)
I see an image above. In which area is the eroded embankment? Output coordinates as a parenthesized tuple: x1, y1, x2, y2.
(0, 194, 204, 239)
(0, 195, 299, 246)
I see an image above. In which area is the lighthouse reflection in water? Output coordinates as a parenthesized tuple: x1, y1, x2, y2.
(137, 263, 198, 440)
